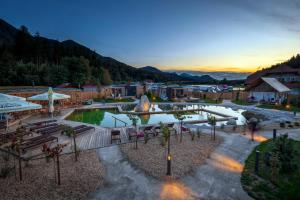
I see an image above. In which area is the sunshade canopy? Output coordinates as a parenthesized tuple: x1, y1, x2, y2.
(0, 100, 42, 114)
(0, 93, 26, 101)
(27, 91, 70, 101)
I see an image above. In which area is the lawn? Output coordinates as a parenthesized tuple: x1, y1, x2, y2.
(232, 100, 256, 106)
(241, 139, 300, 200)
(203, 98, 222, 104)
(93, 98, 135, 103)
(257, 104, 300, 112)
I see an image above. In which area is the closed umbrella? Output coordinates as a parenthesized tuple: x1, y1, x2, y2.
(48, 87, 54, 117)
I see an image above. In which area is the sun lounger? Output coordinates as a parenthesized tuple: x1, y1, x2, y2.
(111, 129, 121, 144)
(73, 125, 87, 131)
(36, 124, 59, 133)
(74, 126, 95, 135)
(30, 123, 58, 131)
(39, 126, 61, 135)
(21, 136, 58, 152)
(31, 120, 57, 126)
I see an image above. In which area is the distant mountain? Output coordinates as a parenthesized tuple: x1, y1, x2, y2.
(141, 66, 163, 74)
(141, 66, 216, 83)
(171, 71, 250, 81)
(0, 18, 218, 85)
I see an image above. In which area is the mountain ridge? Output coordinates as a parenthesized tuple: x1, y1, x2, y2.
(0, 18, 217, 85)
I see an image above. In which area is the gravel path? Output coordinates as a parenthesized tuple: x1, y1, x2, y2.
(0, 150, 105, 200)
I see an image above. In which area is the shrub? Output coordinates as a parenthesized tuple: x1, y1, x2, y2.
(294, 122, 300, 126)
(0, 167, 11, 178)
(279, 122, 286, 128)
(242, 111, 268, 121)
(273, 134, 298, 173)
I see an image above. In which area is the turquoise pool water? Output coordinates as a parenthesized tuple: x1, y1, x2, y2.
(66, 104, 246, 128)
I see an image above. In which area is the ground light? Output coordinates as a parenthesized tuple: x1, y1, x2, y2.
(166, 154, 172, 176)
(166, 131, 172, 176)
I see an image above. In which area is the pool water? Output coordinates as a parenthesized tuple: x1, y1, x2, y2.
(66, 105, 246, 128)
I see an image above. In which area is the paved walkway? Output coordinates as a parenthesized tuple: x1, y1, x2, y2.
(90, 126, 300, 200)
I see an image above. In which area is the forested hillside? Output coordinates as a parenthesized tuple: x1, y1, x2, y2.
(0, 19, 205, 86)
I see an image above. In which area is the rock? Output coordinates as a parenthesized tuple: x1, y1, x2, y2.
(227, 119, 237, 125)
(134, 95, 151, 112)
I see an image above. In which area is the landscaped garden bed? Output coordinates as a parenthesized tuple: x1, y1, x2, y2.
(0, 150, 105, 200)
(241, 135, 300, 200)
(120, 133, 221, 179)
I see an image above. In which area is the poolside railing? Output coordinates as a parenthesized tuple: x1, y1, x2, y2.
(112, 116, 127, 127)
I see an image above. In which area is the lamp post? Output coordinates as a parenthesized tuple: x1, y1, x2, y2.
(166, 132, 171, 176)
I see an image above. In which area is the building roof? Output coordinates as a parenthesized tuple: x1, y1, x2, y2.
(261, 77, 290, 92)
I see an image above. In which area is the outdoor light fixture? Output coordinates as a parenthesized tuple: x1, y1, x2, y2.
(286, 104, 290, 109)
(167, 154, 172, 161)
(166, 154, 172, 176)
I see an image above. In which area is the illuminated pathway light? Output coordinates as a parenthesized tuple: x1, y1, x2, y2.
(160, 180, 198, 200)
(209, 153, 243, 173)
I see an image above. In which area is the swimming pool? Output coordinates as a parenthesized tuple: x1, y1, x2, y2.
(66, 104, 246, 128)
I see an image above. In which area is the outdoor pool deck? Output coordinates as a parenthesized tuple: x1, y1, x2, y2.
(7, 103, 245, 159)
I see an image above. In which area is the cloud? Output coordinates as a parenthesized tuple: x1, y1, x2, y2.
(225, 0, 300, 33)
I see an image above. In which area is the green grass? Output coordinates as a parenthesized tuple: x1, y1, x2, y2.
(241, 139, 300, 200)
(232, 100, 256, 106)
(93, 98, 135, 103)
(203, 98, 222, 104)
(257, 104, 300, 112)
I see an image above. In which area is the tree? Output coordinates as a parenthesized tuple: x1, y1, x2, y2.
(101, 68, 112, 85)
(208, 115, 216, 141)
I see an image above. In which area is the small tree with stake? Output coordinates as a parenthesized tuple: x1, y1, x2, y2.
(129, 114, 139, 149)
(10, 127, 25, 181)
(61, 125, 79, 161)
(42, 143, 67, 185)
(208, 115, 216, 141)
(248, 118, 258, 141)
(160, 122, 172, 175)
(174, 112, 187, 143)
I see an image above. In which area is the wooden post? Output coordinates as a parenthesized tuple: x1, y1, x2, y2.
(180, 120, 183, 143)
(73, 134, 78, 162)
(135, 126, 138, 149)
(18, 150, 22, 181)
(213, 124, 216, 141)
(255, 151, 260, 175)
(56, 153, 61, 185)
